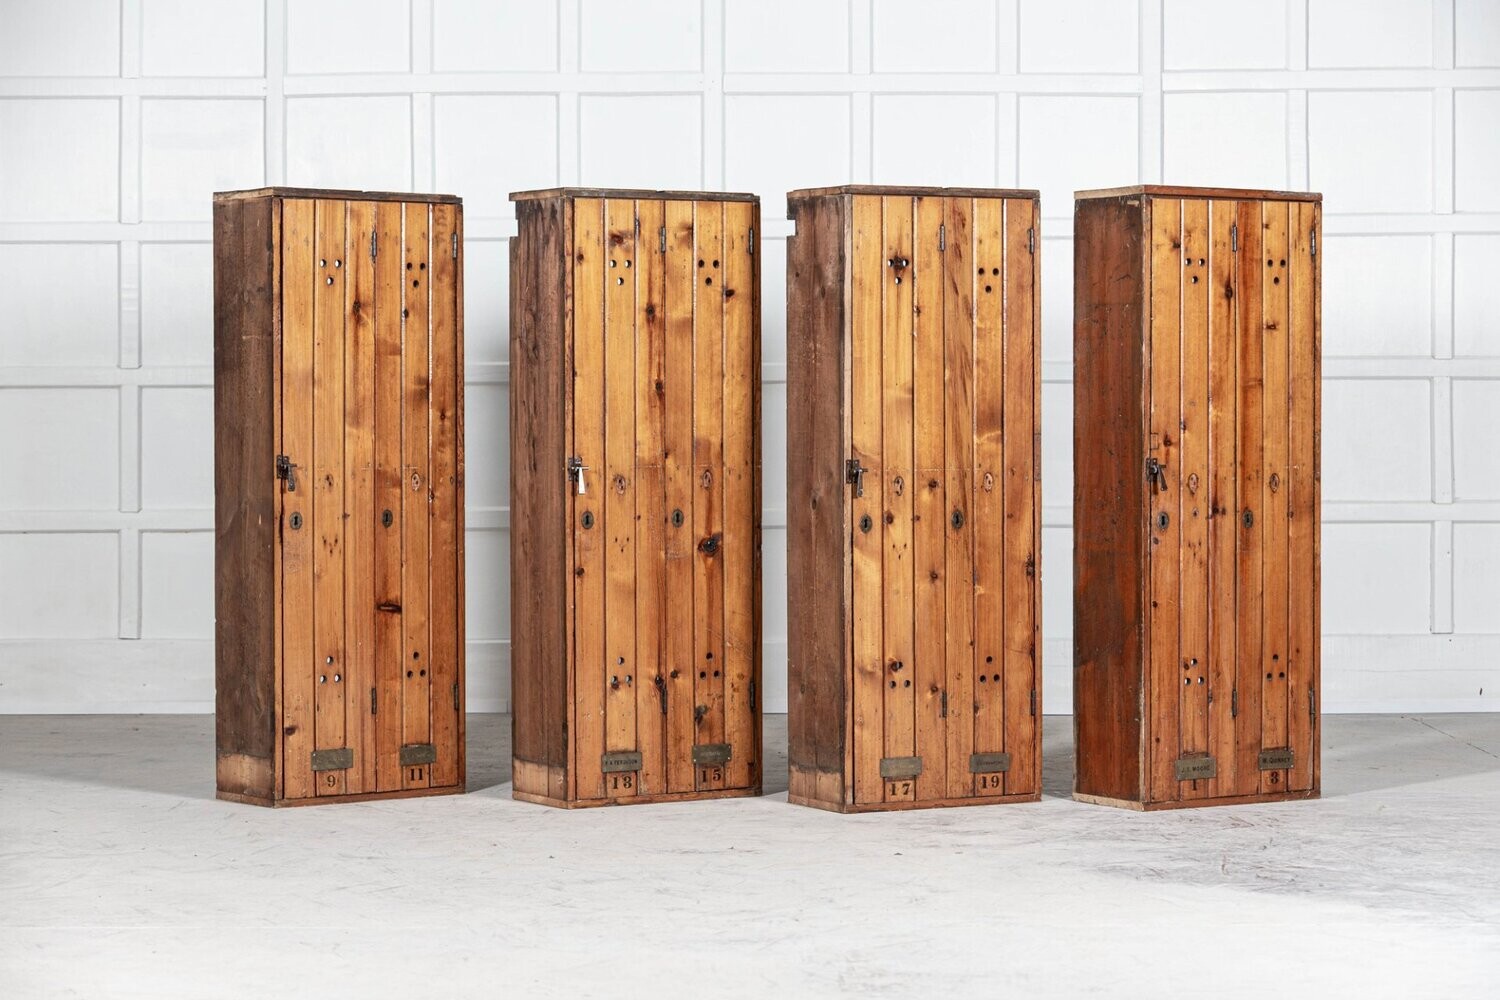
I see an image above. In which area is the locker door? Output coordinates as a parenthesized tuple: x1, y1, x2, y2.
(372, 201, 406, 792)
(429, 202, 463, 789)
(1286, 202, 1319, 793)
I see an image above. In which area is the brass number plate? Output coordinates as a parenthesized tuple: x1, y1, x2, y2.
(310, 747, 353, 771)
(969, 752, 1012, 774)
(1174, 755, 1217, 781)
(400, 743, 437, 766)
(691, 743, 732, 766)
(602, 751, 642, 773)
(879, 756, 923, 779)
(1258, 748, 1295, 770)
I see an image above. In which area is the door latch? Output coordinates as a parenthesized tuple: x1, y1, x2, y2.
(1145, 456, 1168, 493)
(845, 458, 866, 497)
(276, 454, 297, 492)
(567, 456, 588, 495)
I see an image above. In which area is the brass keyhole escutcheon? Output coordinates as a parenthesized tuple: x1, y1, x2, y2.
(859, 514, 873, 534)
(671, 508, 684, 528)
(381, 509, 393, 528)
(581, 510, 595, 530)
(1156, 511, 1170, 531)
(1187, 472, 1199, 495)
(982, 472, 994, 493)
(1243, 508, 1255, 528)
(289, 512, 303, 530)
(1269, 472, 1281, 493)
(950, 509, 964, 530)
(893, 475, 905, 497)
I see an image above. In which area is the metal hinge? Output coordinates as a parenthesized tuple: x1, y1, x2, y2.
(938, 223, 946, 251)
(370, 687, 377, 715)
(845, 458, 866, 497)
(1029, 689, 1036, 716)
(453, 681, 460, 712)
(1231, 223, 1238, 252)
(1310, 229, 1317, 257)
(749, 677, 757, 712)
(451, 233, 458, 259)
(659, 225, 667, 253)
(1027, 227, 1035, 254)
(275, 454, 296, 492)
(940, 690, 948, 718)
(370, 230, 378, 260)
(1309, 685, 1316, 720)
(1231, 686, 1238, 719)
(748, 227, 755, 253)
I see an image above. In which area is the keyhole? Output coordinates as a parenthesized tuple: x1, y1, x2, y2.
(671, 508, 684, 527)
(581, 510, 595, 529)
(859, 514, 873, 534)
(289, 512, 303, 530)
(950, 509, 964, 530)
(381, 509, 393, 528)
(1156, 511, 1170, 531)
(1243, 508, 1255, 528)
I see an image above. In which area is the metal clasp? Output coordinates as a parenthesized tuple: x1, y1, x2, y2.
(276, 454, 297, 492)
(567, 456, 588, 495)
(845, 458, 866, 497)
(1146, 456, 1167, 493)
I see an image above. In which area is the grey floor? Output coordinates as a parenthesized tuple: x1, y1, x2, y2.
(2, 714, 1498, 998)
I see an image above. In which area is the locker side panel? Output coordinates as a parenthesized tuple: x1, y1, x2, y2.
(785, 194, 850, 810)
(1071, 195, 1148, 804)
(1288, 201, 1320, 794)
(213, 195, 279, 802)
(429, 202, 462, 788)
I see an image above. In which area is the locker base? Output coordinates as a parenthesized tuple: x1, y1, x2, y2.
(1073, 788, 1320, 811)
(217, 784, 465, 808)
(789, 791, 1041, 813)
(513, 786, 762, 809)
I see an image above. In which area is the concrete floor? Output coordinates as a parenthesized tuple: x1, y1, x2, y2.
(2, 715, 1497, 998)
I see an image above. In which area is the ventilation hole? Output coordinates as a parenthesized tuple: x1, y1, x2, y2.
(713, 670, 720, 678)
(319, 258, 326, 267)
(992, 267, 999, 276)
(625, 259, 632, 268)
(406, 262, 413, 270)
(979, 675, 987, 683)
(903, 679, 911, 688)
(890, 680, 897, 689)
(698, 259, 705, 267)
(326, 277, 334, 285)
(617, 656, 625, 665)
(609, 259, 616, 268)
(706, 651, 714, 660)
(334, 259, 342, 269)
(1191, 276, 1199, 284)
(977, 266, 985, 275)
(712, 259, 719, 268)
(419, 669, 426, 677)
(985, 656, 993, 663)
(1267, 259, 1273, 267)
(413, 651, 420, 659)
(419, 262, 426, 270)
(1273, 276, 1280, 285)
(992, 674, 1000, 683)
(617, 276, 624, 285)
(705, 277, 712, 285)
(984, 284, 992, 293)
(1279, 259, 1286, 267)
(406, 670, 413, 678)
(699, 671, 707, 679)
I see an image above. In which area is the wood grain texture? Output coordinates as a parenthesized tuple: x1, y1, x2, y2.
(429, 201, 462, 789)
(635, 197, 668, 795)
(372, 200, 405, 793)
(664, 197, 698, 795)
(971, 197, 1005, 799)
(1288, 201, 1318, 794)
(1260, 200, 1291, 794)
(400, 202, 432, 792)
(1206, 199, 1238, 799)
(343, 199, 376, 796)
(942, 196, 976, 803)
(1234, 199, 1266, 798)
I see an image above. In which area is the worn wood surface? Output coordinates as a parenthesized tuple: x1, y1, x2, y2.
(511, 191, 762, 806)
(1072, 190, 1320, 809)
(372, 200, 405, 793)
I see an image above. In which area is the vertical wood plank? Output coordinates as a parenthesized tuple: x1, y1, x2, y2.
(1178, 198, 1211, 802)
(850, 194, 884, 806)
(1234, 200, 1266, 797)
(722, 199, 758, 793)
(573, 198, 606, 801)
(1288, 199, 1317, 794)
(970, 197, 1006, 798)
(692, 201, 727, 793)
(880, 195, 916, 804)
(1261, 201, 1292, 793)
(602, 198, 639, 800)
(280, 198, 315, 801)
(663, 199, 697, 794)
(312, 199, 348, 798)
(635, 198, 668, 795)
(400, 202, 432, 791)
(1002, 198, 1038, 796)
(1312, 202, 1323, 794)
(942, 196, 976, 802)
(1147, 197, 1182, 804)
(343, 200, 376, 796)
(1206, 199, 1239, 799)
(911, 195, 947, 803)
(428, 202, 461, 789)
(372, 201, 405, 792)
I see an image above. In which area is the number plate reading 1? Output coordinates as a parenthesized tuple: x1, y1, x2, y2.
(691, 743, 732, 766)
(1258, 748, 1295, 770)
(879, 756, 923, 779)
(969, 752, 1012, 774)
(310, 748, 353, 771)
(601, 751, 643, 773)
(400, 743, 437, 766)
(1174, 755, 1217, 781)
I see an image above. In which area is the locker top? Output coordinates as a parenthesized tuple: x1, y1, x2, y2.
(511, 187, 758, 203)
(787, 185, 1039, 200)
(215, 187, 461, 204)
(1075, 184, 1321, 203)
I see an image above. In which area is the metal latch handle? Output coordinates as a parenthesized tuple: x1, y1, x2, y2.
(845, 458, 866, 497)
(568, 456, 589, 495)
(1146, 457, 1168, 493)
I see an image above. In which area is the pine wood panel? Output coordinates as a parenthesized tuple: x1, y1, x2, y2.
(1002, 198, 1038, 796)
(572, 198, 607, 802)
(1206, 199, 1239, 800)
(1178, 199, 1210, 788)
(372, 200, 405, 793)
(911, 195, 948, 804)
(635, 197, 668, 796)
(429, 201, 461, 789)
(971, 197, 1005, 799)
(344, 200, 376, 796)
(1233, 199, 1266, 798)
(1260, 201, 1292, 794)
(1147, 196, 1182, 806)
(603, 198, 639, 800)
(400, 202, 432, 791)
(1288, 201, 1319, 794)
(942, 196, 976, 802)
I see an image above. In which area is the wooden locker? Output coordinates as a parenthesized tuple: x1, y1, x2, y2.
(785, 186, 1042, 813)
(509, 188, 762, 807)
(1073, 185, 1321, 810)
(214, 188, 466, 806)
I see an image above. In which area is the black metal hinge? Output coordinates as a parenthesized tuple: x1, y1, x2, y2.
(370, 687, 377, 715)
(370, 230, 378, 260)
(938, 223, 946, 251)
(451, 233, 459, 259)
(1029, 689, 1036, 716)
(749, 678, 757, 712)
(748, 227, 755, 253)
(275, 454, 296, 492)
(1309, 685, 1316, 720)
(1310, 229, 1317, 257)
(1231, 687, 1238, 719)
(659, 225, 667, 253)
(1027, 227, 1035, 254)
(453, 681, 461, 712)
(1231, 223, 1239, 252)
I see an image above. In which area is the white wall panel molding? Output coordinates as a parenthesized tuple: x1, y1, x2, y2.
(2, 0, 1497, 713)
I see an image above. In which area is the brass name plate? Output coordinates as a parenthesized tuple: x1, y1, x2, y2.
(969, 752, 1013, 774)
(692, 743, 732, 766)
(400, 743, 437, 767)
(310, 748, 354, 772)
(1174, 755, 1217, 781)
(1258, 747, 1295, 770)
(602, 751, 642, 773)
(879, 756, 923, 779)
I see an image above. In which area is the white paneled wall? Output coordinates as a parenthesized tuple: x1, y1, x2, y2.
(2, 0, 1497, 713)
